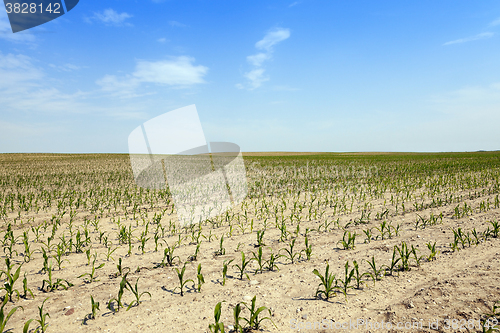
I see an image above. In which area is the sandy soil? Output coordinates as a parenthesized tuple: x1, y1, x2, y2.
(1, 189, 499, 333)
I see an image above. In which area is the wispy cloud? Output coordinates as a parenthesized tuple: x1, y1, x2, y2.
(169, 20, 187, 28)
(289, 2, 300, 8)
(443, 32, 494, 45)
(0, 12, 36, 43)
(490, 17, 500, 26)
(238, 27, 290, 90)
(96, 56, 208, 97)
(157, 37, 168, 43)
(86, 9, 133, 26)
(49, 63, 83, 72)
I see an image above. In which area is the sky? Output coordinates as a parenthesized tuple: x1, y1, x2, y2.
(1, 0, 500, 153)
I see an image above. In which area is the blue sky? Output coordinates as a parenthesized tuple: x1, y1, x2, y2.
(1, 0, 500, 153)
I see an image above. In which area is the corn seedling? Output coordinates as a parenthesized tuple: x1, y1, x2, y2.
(265, 248, 281, 272)
(240, 295, 277, 331)
(113, 257, 130, 277)
(214, 235, 225, 256)
(188, 243, 201, 261)
(488, 220, 499, 238)
(196, 263, 205, 292)
(365, 256, 385, 283)
(233, 251, 251, 280)
(54, 244, 69, 270)
(280, 238, 300, 264)
(0, 295, 22, 332)
(313, 263, 339, 300)
(249, 244, 266, 274)
(157, 243, 179, 268)
(208, 301, 225, 333)
(384, 247, 401, 276)
(481, 301, 499, 333)
(222, 259, 233, 286)
(426, 242, 439, 261)
(126, 277, 151, 310)
(108, 273, 129, 312)
(0, 258, 21, 302)
(363, 228, 373, 243)
(83, 295, 100, 324)
(255, 230, 265, 247)
(337, 231, 356, 250)
(78, 254, 105, 283)
(232, 302, 244, 333)
(337, 261, 355, 300)
(173, 262, 194, 296)
(23, 297, 50, 333)
(21, 273, 34, 299)
(302, 236, 313, 261)
(352, 260, 369, 289)
(41, 261, 73, 292)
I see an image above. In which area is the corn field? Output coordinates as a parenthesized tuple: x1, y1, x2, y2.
(0, 152, 499, 332)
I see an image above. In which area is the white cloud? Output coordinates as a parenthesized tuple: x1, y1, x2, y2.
(238, 28, 290, 90)
(289, 2, 300, 7)
(49, 63, 82, 72)
(490, 17, 500, 26)
(443, 32, 494, 45)
(244, 69, 269, 89)
(87, 9, 133, 26)
(255, 28, 291, 51)
(246, 53, 270, 67)
(97, 56, 208, 96)
(0, 12, 36, 43)
(157, 37, 168, 43)
(169, 21, 187, 28)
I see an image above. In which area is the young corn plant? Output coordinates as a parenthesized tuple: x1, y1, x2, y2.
(233, 302, 244, 333)
(221, 259, 233, 286)
(395, 242, 412, 271)
(108, 273, 129, 312)
(54, 244, 69, 270)
(156, 243, 179, 268)
(488, 220, 499, 238)
(126, 277, 151, 310)
(196, 264, 205, 292)
(337, 261, 355, 301)
(426, 242, 439, 261)
(113, 258, 130, 277)
(280, 238, 300, 264)
(82, 295, 100, 324)
(233, 251, 252, 280)
(21, 273, 34, 300)
(384, 247, 401, 277)
(208, 301, 225, 333)
(24, 297, 50, 333)
(0, 258, 21, 302)
(251, 246, 265, 274)
(363, 228, 373, 243)
(302, 236, 313, 261)
(173, 263, 194, 296)
(481, 301, 499, 333)
(78, 254, 105, 283)
(337, 231, 356, 250)
(214, 235, 225, 256)
(188, 243, 201, 262)
(365, 256, 385, 283)
(265, 248, 281, 272)
(41, 261, 73, 292)
(352, 260, 369, 289)
(240, 296, 277, 331)
(255, 230, 265, 247)
(0, 296, 22, 332)
(312, 263, 339, 301)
